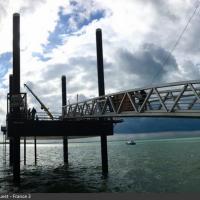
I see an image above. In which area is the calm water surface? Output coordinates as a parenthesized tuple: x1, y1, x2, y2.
(1, 133, 200, 192)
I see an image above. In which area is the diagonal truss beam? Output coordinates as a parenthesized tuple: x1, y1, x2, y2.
(188, 83, 200, 102)
(158, 92, 169, 110)
(117, 93, 126, 114)
(169, 84, 188, 112)
(127, 93, 138, 112)
(139, 89, 153, 112)
(154, 88, 168, 112)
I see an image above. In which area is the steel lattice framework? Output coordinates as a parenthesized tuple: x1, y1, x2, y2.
(63, 80, 200, 118)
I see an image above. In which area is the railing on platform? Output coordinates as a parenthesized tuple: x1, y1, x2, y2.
(36, 112, 61, 121)
(7, 93, 27, 114)
(7, 93, 28, 120)
(62, 80, 200, 118)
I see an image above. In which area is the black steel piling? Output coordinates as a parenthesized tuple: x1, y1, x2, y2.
(34, 136, 37, 165)
(13, 13, 20, 92)
(62, 75, 68, 164)
(96, 29, 105, 96)
(96, 28, 108, 176)
(9, 74, 14, 166)
(3, 133, 6, 165)
(24, 137, 26, 165)
(12, 13, 21, 185)
(13, 137, 20, 184)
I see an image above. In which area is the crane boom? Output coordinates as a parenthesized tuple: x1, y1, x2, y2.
(24, 83, 54, 120)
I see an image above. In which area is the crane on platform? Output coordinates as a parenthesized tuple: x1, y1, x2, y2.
(24, 83, 54, 120)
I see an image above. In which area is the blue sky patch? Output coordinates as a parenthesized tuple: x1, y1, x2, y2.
(32, 52, 51, 62)
(0, 52, 12, 78)
(43, 5, 106, 53)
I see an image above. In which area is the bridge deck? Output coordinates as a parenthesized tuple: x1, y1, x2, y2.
(63, 80, 200, 118)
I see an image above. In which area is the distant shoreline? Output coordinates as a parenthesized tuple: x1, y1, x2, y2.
(1, 130, 200, 144)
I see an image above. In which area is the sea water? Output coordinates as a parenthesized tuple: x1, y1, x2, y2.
(1, 133, 200, 192)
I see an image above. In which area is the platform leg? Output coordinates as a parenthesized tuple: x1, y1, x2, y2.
(61, 75, 68, 164)
(24, 137, 26, 165)
(63, 136, 68, 164)
(101, 135, 108, 176)
(13, 136, 20, 185)
(9, 138, 14, 166)
(34, 136, 37, 165)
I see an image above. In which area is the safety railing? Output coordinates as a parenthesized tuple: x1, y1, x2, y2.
(62, 80, 200, 118)
(36, 112, 61, 121)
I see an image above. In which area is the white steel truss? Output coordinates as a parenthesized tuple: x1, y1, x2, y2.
(63, 80, 200, 118)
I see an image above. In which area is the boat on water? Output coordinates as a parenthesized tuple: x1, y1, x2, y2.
(126, 140, 136, 145)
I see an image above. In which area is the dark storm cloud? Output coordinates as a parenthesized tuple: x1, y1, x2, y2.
(41, 53, 116, 96)
(42, 55, 99, 93)
(36, 59, 94, 97)
(115, 43, 178, 86)
(43, 56, 96, 80)
(42, 64, 70, 80)
(69, 56, 96, 68)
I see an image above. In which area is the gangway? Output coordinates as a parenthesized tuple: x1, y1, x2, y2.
(63, 80, 200, 118)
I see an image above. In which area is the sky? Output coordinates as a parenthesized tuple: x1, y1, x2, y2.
(0, 0, 200, 126)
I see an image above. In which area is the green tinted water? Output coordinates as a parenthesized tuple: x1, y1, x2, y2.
(0, 134, 200, 192)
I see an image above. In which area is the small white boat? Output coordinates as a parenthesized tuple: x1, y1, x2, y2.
(126, 140, 136, 145)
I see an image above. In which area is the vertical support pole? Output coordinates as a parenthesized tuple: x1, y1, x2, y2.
(34, 136, 37, 165)
(4, 135, 6, 165)
(13, 137, 20, 184)
(13, 13, 20, 92)
(96, 28, 108, 176)
(62, 75, 68, 164)
(24, 137, 26, 165)
(63, 137, 68, 164)
(9, 75, 14, 166)
(12, 13, 21, 185)
(96, 29, 105, 96)
(9, 138, 14, 166)
(3, 134, 6, 165)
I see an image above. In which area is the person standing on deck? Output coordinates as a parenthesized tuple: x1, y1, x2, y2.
(27, 108, 31, 119)
(31, 107, 37, 120)
(139, 90, 147, 110)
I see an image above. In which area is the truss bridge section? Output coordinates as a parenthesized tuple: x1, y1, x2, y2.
(63, 80, 200, 119)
